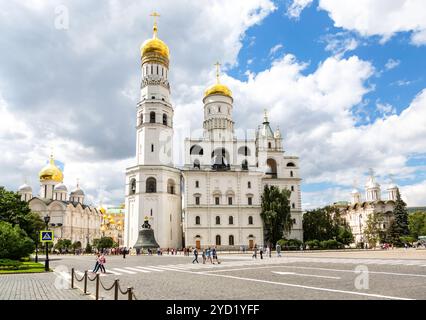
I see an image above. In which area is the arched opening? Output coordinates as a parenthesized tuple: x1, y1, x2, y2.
(129, 178, 136, 195)
(238, 146, 251, 156)
(216, 235, 221, 246)
(229, 235, 234, 246)
(287, 162, 295, 167)
(150, 112, 156, 123)
(190, 144, 204, 155)
(215, 216, 221, 225)
(268, 142, 272, 149)
(229, 216, 234, 225)
(167, 179, 175, 194)
(195, 216, 200, 225)
(193, 159, 200, 169)
(211, 148, 230, 170)
(290, 171, 294, 177)
(146, 177, 157, 193)
(163, 113, 167, 126)
(139, 113, 143, 126)
(266, 158, 277, 178)
(241, 159, 248, 170)
(248, 216, 253, 225)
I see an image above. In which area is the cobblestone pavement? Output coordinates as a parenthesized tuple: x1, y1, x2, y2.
(1, 249, 425, 300)
(0, 272, 92, 300)
(47, 249, 426, 300)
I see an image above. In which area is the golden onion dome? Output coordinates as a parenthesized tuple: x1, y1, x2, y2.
(99, 207, 106, 214)
(39, 155, 63, 183)
(140, 19, 169, 66)
(204, 83, 232, 99)
(109, 218, 115, 224)
(204, 62, 232, 99)
(102, 214, 108, 220)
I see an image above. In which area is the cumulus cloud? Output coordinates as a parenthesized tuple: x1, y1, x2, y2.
(318, 0, 426, 45)
(385, 58, 400, 70)
(286, 0, 314, 19)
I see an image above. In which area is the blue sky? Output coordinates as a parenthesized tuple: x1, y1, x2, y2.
(0, 0, 425, 208)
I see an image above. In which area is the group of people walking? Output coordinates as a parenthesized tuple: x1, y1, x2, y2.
(192, 247, 220, 264)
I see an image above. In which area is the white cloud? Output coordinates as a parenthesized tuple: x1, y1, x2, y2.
(287, 0, 314, 19)
(268, 44, 283, 56)
(323, 32, 359, 57)
(319, 0, 426, 45)
(376, 102, 396, 117)
(385, 58, 400, 70)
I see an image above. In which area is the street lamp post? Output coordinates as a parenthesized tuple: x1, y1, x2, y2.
(44, 215, 50, 271)
(35, 235, 38, 263)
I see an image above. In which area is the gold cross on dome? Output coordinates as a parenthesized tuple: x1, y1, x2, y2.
(150, 12, 160, 37)
(214, 62, 221, 83)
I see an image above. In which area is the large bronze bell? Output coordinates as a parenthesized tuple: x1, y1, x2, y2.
(133, 217, 160, 250)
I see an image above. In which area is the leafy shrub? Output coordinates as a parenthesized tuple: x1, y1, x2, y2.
(305, 240, 320, 249)
(320, 239, 343, 249)
(0, 221, 35, 260)
(0, 259, 22, 270)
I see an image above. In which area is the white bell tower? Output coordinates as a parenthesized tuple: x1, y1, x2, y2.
(124, 13, 182, 250)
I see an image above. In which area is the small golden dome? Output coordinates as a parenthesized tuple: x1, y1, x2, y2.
(102, 214, 108, 220)
(140, 20, 169, 66)
(204, 83, 232, 99)
(39, 155, 63, 183)
(204, 62, 232, 99)
(109, 218, 115, 224)
(99, 207, 106, 214)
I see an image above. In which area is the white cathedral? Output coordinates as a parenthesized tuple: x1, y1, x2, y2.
(124, 18, 302, 250)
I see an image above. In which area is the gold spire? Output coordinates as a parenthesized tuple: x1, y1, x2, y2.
(204, 61, 232, 99)
(150, 11, 160, 38)
(214, 62, 221, 83)
(141, 11, 170, 66)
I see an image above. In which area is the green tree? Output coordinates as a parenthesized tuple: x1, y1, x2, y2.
(54, 239, 72, 251)
(389, 189, 409, 246)
(302, 206, 335, 242)
(97, 237, 114, 249)
(85, 243, 92, 254)
(0, 221, 35, 260)
(337, 225, 354, 246)
(363, 212, 384, 248)
(71, 241, 82, 251)
(260, 185, 293, 247)
(0, 187, 44, 242)
(408, 211, 426, 239)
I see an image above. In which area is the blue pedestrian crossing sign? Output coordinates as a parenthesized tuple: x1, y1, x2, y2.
(40, 230, 54, 243)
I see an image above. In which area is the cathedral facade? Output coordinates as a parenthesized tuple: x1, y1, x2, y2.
(18, 155, 102, 247)
(124, 19, 302, 250)
(336, 173, 399, 244)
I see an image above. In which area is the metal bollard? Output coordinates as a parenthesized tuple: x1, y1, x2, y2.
(128, 287, 133, 300)
(114, 279, 119, 300)
(83, 271, 88, 294)
(95, 274, 100, 300)
(71, 268, 74, 289)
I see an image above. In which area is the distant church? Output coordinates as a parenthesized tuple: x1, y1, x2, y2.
(18, 154, 102, 247)
(335, 171, 400, 244)
(124, 15, 303, 250)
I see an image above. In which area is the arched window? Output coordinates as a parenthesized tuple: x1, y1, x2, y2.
(241, 160, 248, 170)
(211, 148, 230, 168)
(163, 113, 167, 126)
(146, 177, 157, 193)
(167, 179, 175, 194)
(215, 216, 220, 225)
(139, 113, 143, 125)
(266, 158, 277, 178)
(129, 178, 136, 195)
(248, 216, 253, 225)
(290, 171, 294, 177)
(150, 112, 156, 123)
(292, 203, 295, 209)
(195, 216, 200, 225)
(229, 235, 234, 246)
(229, 216, 234, 225)
(268, 142, 272, 149)
(195, 181, 199, 188)
(248, 181, 251, 189)
(216, 235, 221, 246)
(193, 159, 200, 169)
(287, 162, 296, 167)
(190, 145, 204, 155)
(238, 146, 251, 156)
